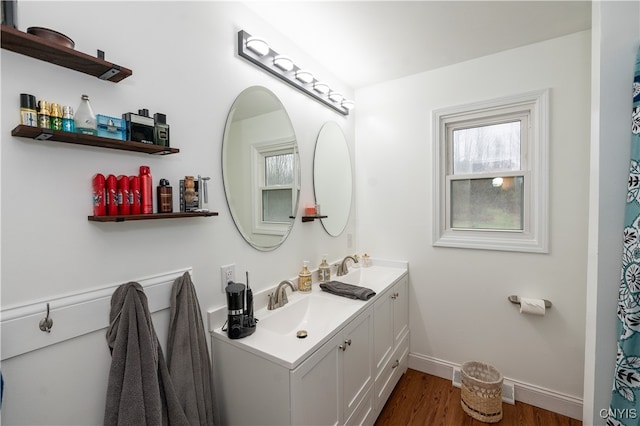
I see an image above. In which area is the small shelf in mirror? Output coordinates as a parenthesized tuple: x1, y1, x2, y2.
(88, 212, 218, 222)
(301, 215, 327, 223)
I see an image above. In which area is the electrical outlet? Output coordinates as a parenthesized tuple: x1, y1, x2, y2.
(221, 264, 235, 293)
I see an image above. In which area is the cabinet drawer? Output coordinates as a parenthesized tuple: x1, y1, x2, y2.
(345, 385, 374, 426)
(374, 332, 409, 411)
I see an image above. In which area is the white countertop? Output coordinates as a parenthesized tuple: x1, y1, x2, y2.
(209, 260, 408, 370)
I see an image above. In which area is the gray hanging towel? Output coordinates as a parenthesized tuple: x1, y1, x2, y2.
(320, 281, 376, 300)
(167, 272, 216, 426)
(104, 282, 189, 426)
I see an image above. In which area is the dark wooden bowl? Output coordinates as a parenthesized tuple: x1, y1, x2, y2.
(27, 27, 74, 49)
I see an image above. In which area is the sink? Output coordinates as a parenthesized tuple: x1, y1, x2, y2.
(257, 293, 352, 336)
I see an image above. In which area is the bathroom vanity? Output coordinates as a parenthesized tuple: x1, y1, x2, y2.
(209, 261, 409, 425)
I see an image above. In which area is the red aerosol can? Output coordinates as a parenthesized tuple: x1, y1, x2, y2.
(140, 166, 153, 214)
(106, 174, 118, 216)
(117, 175, 130, 215)
(129, 176, 141, 214)
(92, 173, 106, 216)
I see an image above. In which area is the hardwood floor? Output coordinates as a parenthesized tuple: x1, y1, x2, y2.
(374, 369, 582, 426)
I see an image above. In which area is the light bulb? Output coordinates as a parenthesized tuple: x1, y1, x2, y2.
(274, 55, 294, 71)
(329, 91, 344, 103)
(341, 99, 355, 110)
(313, 82, 330, 94)
(295, 70, 314, 84)
(246, 37, 269, 56)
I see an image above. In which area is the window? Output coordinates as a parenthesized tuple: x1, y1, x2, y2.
(433, 90, 549, 253)
(251, 138, 299, 236)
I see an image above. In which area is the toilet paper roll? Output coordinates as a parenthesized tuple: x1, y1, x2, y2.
(519, 297, 546, 316)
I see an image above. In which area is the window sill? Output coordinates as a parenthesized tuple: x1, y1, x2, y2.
(433, 230, 548, 253)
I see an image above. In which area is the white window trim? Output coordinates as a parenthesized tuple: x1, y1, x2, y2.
(432, 89, 549, 253)
(250, 137, 298, 236)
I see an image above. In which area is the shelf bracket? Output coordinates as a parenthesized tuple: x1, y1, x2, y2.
(99, 65, 121, 81)
(34, 129, 53, 140)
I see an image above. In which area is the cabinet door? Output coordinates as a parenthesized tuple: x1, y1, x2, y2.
(374, 287, 394, 378)
(291, 333, 341, 426)
(393, 276, 409, 346)
(342, 308, 373, 424)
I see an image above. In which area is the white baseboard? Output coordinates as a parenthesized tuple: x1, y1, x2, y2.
(408, 353, 583, 421)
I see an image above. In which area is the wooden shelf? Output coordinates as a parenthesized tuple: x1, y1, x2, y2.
(88, 212, 218, 222)
(301, 215, 327, 223)
(1, 25, 132, 82)
(12, 125, 179, 155)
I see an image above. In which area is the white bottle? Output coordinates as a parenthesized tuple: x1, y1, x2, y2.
(318, 254, 331, 283)
(75, 94, 97, 135)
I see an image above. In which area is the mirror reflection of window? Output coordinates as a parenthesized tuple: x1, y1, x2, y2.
(222, 86, 300, 251)
(251, 138, 298, 236)
(263, 152, 294, 222)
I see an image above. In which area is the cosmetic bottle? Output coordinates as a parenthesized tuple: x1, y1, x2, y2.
(20, 93, 37, 127)
(139, 166, 153, 214)
(129, 175, 141, 214)
(351, 253, 361, 269)
(75, 94, 97, 135)
(154, 113, 170, 147)
(318, 255, 331, 283)
(37, 99, 50, 129)
(106, 174, 118, 216)
(62, 106, 74, 132)
(298, 261, 312, 293)
(156, 178, 173, 213)
(49, 103, 62, 131)
(92, 173, 106, 216)
(117, 175, 130, 215)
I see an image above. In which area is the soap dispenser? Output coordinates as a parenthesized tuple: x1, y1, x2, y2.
(299, 261, 312, 293)
(318, 254, 331, 283)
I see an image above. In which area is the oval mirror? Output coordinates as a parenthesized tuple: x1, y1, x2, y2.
(313, 122, 352, 236)
(222, 86, 300, 251)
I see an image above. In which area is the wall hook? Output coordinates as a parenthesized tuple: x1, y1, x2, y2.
(38, 303, 53, 333)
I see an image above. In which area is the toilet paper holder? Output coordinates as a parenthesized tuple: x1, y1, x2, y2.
(508, 295, 552, 309)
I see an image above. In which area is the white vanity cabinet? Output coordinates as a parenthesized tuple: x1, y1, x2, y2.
(291, 306, 373, 426)
(373, 274, 409, 413)
(210, 265, 409, 426)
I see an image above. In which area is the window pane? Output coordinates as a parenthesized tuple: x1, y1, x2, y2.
(265, 153, 294, 186)
(263, 188, 292, 222)
(450, 176, 524, 230)
(453, 121, 521, 174)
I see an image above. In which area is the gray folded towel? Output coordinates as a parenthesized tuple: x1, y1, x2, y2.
(320, 281, 376, 300)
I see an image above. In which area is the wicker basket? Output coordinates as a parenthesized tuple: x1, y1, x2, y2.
(460, 361, 503, 423)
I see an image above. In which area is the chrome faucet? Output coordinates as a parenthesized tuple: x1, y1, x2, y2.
(336, 255, 358, 276)
(268, 280, 296, 310)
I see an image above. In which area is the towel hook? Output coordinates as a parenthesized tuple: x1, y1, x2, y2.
(38, 303, 53, 333)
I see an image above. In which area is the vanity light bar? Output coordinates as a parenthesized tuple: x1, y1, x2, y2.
(237, 30, 353, 116)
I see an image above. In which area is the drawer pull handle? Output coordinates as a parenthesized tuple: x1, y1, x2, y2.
(391, 359, 400, 369)
(391, 292, 399, 299)
(339, 344, 347, 351)
(345, 339, 352, 346)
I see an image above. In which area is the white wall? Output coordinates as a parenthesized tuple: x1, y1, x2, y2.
(584, 1, 640, 425)
(0, 2, 355, 424)
(356, 30, 591, 403)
